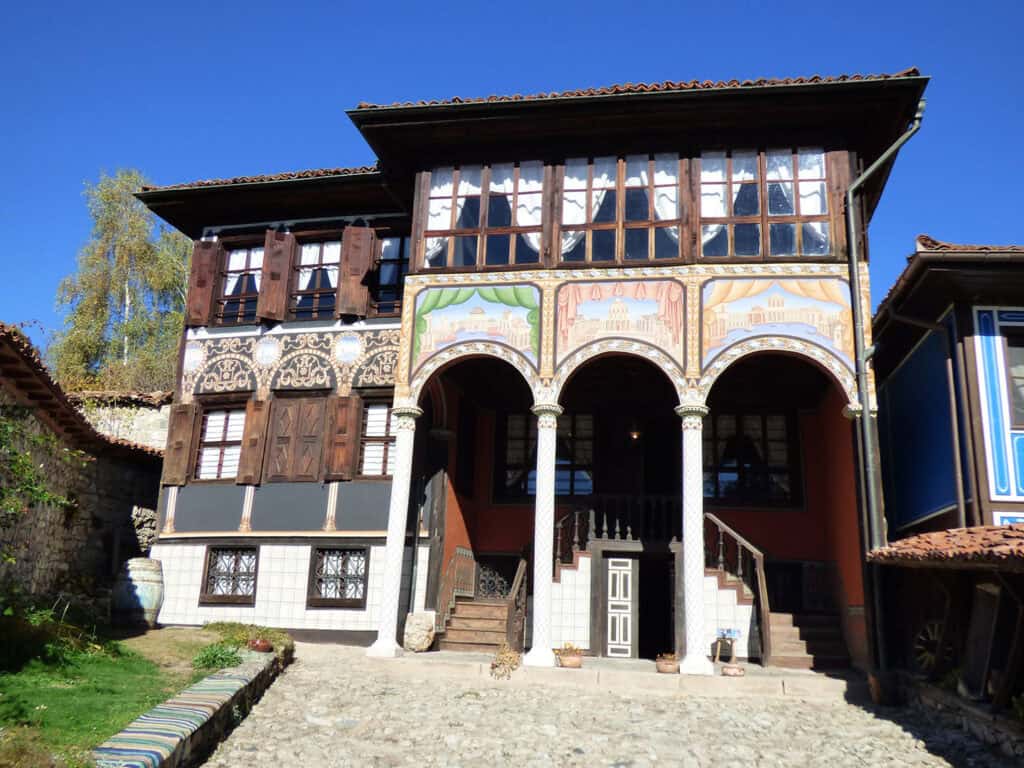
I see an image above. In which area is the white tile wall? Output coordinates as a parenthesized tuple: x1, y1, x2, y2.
(702, 574, 755, 658)
(151, 542, 429, 632)
(550, 555, 591, 650)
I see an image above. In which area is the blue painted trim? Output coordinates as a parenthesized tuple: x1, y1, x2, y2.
(998, 310, 1024, 324)
(1013, 434, 1024, 496)
(978, 310, 1011, 496)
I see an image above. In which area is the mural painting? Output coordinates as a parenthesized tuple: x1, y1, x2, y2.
(702, 278, 853, 368)
(555, 280, 685, 363)
(412, 284, 540, 371)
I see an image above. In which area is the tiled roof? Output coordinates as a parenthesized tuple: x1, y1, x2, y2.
(140, 164, 379, 192)
(355, 68, 922, 110)
(0, 323, 162, 460)
(915, 234, 1024, 253)
(867, 525, 1024, 571)
(68, 390, 174, 408)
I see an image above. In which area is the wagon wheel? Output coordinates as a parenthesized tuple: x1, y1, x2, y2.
(911, 619, 953, 675)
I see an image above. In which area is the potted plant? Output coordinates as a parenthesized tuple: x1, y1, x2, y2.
(555, 642, 583, 668)
(248, 638, 273, 653)
(655, 652, 679, 674)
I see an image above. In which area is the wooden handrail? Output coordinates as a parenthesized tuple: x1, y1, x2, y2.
(704, 512, 773, 666)
(504, 556, 528, 651)
(435, 546, 475, 634)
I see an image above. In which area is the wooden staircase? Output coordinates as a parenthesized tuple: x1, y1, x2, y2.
(769, 612, 850, 670)
(437, 598, 511, 653)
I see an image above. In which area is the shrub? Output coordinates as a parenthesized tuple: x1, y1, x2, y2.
(203, 622, 295, 662)
(191, 643, 242, 670)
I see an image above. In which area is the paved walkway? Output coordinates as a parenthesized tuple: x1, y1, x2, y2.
(204, 642, 1016, 767)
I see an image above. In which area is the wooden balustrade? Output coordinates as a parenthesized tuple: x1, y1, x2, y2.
(504, 557, 528, 651)
(434, 546, 476, 633)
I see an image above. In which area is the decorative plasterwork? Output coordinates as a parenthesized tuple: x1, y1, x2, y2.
(407, 341, 544, 405)
(552, 339, 689, 405)
(698, 337, 859, 410)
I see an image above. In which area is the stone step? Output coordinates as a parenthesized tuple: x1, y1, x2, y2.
(772, 654, 851, 671)
(447, 616, 506, 632)
(444, 628, 506, 645)
(773, 638, 849, 657)
(452, 602, 507, 620)
(769, 612, 841, 629)
(437, 640, 503, 654)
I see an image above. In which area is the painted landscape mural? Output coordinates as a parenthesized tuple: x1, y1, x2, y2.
(701, 278, 853, 368)
(555, 280, 685, 363)
(413, 284, 540, 370)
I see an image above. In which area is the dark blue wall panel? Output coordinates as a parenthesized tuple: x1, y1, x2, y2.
(337, 482, 392, 530)
(250, 483, 328, 531)
(173, 485, 246, 532)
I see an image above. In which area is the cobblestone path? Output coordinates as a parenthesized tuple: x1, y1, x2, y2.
(205, 643, 1015, 767)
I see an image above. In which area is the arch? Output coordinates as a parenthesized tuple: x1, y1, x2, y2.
(699, 337, 859, 411)
(552, 338, 689, 405)
(269, 350, 339, 391)
(194, 354, 257, 395)
(408, 341, 544, 405)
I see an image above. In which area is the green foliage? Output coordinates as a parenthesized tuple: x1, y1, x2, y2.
(49, 169, 192, 392)
(203, 621, 295, 661)
(191, 642, 242, 670)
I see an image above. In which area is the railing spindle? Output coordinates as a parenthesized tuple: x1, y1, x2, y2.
(717, 526, 726, 572)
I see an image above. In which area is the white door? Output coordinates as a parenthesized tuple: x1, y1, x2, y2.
(607, 558, 635, 657)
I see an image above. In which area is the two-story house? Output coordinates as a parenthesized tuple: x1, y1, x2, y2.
(140, 68, 927, 673)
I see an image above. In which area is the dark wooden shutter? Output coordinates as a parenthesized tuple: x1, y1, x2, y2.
(324, 394, 363, 480)
(163, 403, 199, 485)
(185, 241, 223, 326)
(337, 226, 376, 317)
(293, 398, 327, 481)
(264, 399, 298, 482)
(257, 230, 296, 322)
(236, 399, 269, 485)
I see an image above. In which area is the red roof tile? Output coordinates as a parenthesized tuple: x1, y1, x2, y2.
(355, 68, 922, 110)
(140, 164, 379, 192)
(867, 525, 1024, 571)
(915, 234, 1024, 254)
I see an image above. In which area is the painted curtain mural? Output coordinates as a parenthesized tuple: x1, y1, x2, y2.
(701, 278, 853, 368)
(412, 284, 540, 370)
(555, 280, 685, 363)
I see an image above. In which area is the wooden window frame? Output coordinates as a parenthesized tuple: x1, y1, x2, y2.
(369, 236, 410, 317)
(215, 245, 263, 325)
(698, 148, 835, 263)
(306, 546, 370, 609)
(289, 238, 342, 321)
(199, 545, 259, 606)
(357, 400, 395, 480)
(553, 155, 687, 266)
(494, 411, 594, 501)
(702, 410, 802, 508)
(422, 163, 549, 272)
(192, 402, 248, 484)
(1002, 328, 1024, 430)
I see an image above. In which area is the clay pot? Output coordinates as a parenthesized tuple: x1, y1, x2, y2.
(248, 638, 273, 653)
(111, 558, 164, 628)
(655, 658, 679, 674)
(721, 664, 745, 677)
(559, 654, 583, 669)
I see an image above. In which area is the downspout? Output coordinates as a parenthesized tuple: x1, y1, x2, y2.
(845, 99, 925, 680)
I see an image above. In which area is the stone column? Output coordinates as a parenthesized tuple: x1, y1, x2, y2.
(523, 402, 562, 667)
(367, 405, 422, 658)
(676, 404, 714, 676)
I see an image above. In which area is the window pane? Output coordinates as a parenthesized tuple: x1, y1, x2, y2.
(486, 235, 510, 266)
(430, 167, 454, 197)
(487, 193, 512, 227)
(768, 441, 789, 464)
(364, 405, 390, 437)
(652, 185, 678, 220)
(799, 181, 827, 215)
(516, 192, 543, 228)
(221, 446, 241, 478)
(562, 190, 587, 226)
(300, 243, 321, 265)
(508, 414, 526, 436)
(734, 224, 761, 257)
(593, 157, 617, 187)
(489, 163, 514, 192)
(453, 236, 477, 267)
(564, 158, 588, 190)
(742, 415, 762, 441)
(574, 440, 593, 464)
(593, 190, 617, 223)
(322, 241, 341, 264)
(1008, 341, 1024, 424)
(624, 228, 648, 260)
(732, 150, 758, 181)
(515, 235, 540, 264)
(701, 152, 727, 183)
(702, 225, 728, 258)
(766, 414, 786, 440)
(457, 166, 483, 195)
(424, 238, 446, 267)
(770, 223, 797, 256)
(575, 414, 594, 437)
(592, 230, 615, 262)
(802, 222, 831, 256)
(380, 238, 402, 261)
(624, 188, 648, 221)
(518, 161, 544, 193)
(428, 197, 452, 231)
(766, 151, 793, 180)
(197, 447, 221, 479)
(625, 155, 647, 187)
(227, 250, 249, 271)
(653, 226, 679, 260)
(225, 410, 246, 440)
(653, 154, 678, 186)
(768, 182, 794, 215)
(701, 184, 727, 217)
(573, 471, 593, 495)
(203, 411, 226, 440)
(362, 443, 385, 475)
(798, 148, 825, 179)
(562, 232, 585, 261)
(733, 183, 759, 216)
(456, 197, 480, 228)
(506, 439, 525, 465)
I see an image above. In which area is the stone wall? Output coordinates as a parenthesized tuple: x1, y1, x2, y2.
(0, 387, 161, 596)
(77, 402, 170, 452)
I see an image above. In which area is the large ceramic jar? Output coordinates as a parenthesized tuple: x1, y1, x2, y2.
(111, 557, 164, 627)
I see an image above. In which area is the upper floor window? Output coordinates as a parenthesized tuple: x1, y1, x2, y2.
(559, 155, 682, 264)
(196, 408, 246, 480)
(291, 240, 340, 320)
(497, 412, 594, 499)
(702, 412, 800, 506)
(1004, 330, 1024, 428)
(424, 162, 544, 269)
(372, 237, 409, 315)
(218, 247, 262, 324)
(359, 402, 395, 477)
(700, 148, 830, 260)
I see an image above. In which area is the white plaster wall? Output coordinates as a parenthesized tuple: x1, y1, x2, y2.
(151, 542, 429, 632)
(702, 574, 755, 659)
(550, 555, 591, 650)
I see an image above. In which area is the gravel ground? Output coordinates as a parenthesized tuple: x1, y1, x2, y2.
(204, 642, 1017, 767)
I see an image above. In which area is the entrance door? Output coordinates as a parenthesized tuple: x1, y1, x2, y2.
(607, 557, 637, 657)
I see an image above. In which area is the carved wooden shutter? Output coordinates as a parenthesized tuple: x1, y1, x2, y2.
(293, 398, 327, 482)
(264, 399, 298, 482)
(337, 226, 376, 317)
(236, 399, 269, 485)
(324, 394, 363, 481)
(185, 241, 223, 326)
(257, 230, 295, 322)
(163, 403, 199, 485)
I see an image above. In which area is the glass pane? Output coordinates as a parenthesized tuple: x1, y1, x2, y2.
(593, 190, 617, 223)
(515, 235, 540, 264)
(766, 414, 786, 440)
(249, 248, 264, 271)
(430, 167, 454, 197)
(574, 440, 593, 464)
(575, 415, 593, 437)
(625, 155, 647, 187)
(564, 158, 589, 190)
(654, 154, 678, 186)
(733, 183, 759, 216)
(555, 470, 572, 495)
(562, 231, 585, 261)
(653, 226, 679, 259)
(799, 181, 827, 215)
(457, 166, 482, 195)
(506, 439, 525, 465)
(380, 262, 398, 287)
(768, 182, 794, 215)
(702, 225, 728, 258)
(228, 250, 248, 271)
(734, 224, 761, 257)
(700, 151, 726, 183)
(456, 196, 480, 228)
(364, 405, 389, 437)
(453, 236, 477, 267)
(768, 473, 791, 501)
(1009, 343, 1024, 423)
(361, 443, 385, 475)
(798, 148, 825, 179)
(652, 185, 678, 220)
(802, 222, 831, 256)
(770, 223, 797, 256)
(225, 410, 246, 440)
(197, 447, 221, 479)
(221, 446, 241, 478)
(593, 156, 617, 187)
(556, 415, 570, 436)
(718, 414, 736, 436)
(732, 150, 758, 181)
(625, 188, 648, 221)
(508, 414, 526, 436)
(516, 192, 543, 227)
(300, 243, 321, 265)
(703, 471, 716, 498)
(518, 161, 544, 193)
(768, 441, 788, 464)
(742, 415, 762, 441)
(380, 238, 402, 261)
(701, 184, 727, 217)
(203, 411, 226, 440)
(573, 471, 593, 495)
(562, 190, 587, 226)
(624, 228, 648, 260)
(489, 163, 514, 192)
(427, 197, 452, 231)
(766, 150, 793, 180)
(424, 238, 446, 267)
(487, 194, 512, 227)
(322, 241, 341, 264)
(592, 230, 615, 262)
(719, 471, 739, 498)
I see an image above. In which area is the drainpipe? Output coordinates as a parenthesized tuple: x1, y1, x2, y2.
(845, 98, 925, 681)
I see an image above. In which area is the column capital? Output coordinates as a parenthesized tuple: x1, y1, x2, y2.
(392, 405, 424, 420)
(531, 402, 563, 418)
(674, 403, 709, 419)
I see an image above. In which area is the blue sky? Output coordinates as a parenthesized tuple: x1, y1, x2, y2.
(3, 1, 1023, 349)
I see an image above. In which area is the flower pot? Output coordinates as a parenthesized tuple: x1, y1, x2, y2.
(656, 659, 679, 674)
(248, 638, 273, 653)
(559, 654, 583, 669)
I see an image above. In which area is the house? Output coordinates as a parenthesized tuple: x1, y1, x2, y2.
(871, 236, 1024, 710)
(138, 68, 928, 672)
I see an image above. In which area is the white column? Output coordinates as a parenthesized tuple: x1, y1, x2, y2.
(523, 402, 562, 667)
(367, 405, 422, 658)
(676, 404, 714, 676)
